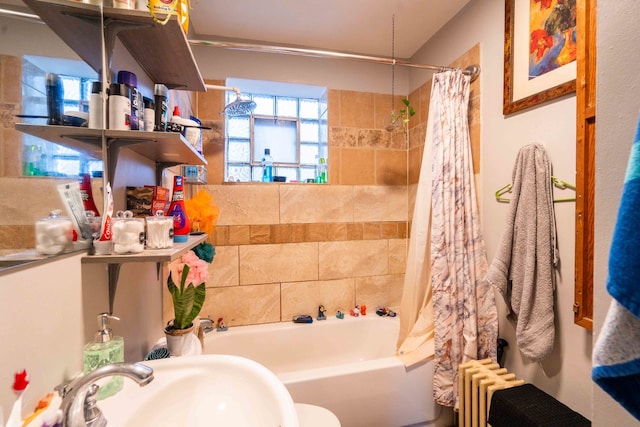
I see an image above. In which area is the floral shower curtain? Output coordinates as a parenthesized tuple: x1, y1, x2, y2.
(396, 69, 498, 408)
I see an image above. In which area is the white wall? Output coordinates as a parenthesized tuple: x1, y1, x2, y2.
(593, 1, 640, 425)
(409, 0, 591, 418)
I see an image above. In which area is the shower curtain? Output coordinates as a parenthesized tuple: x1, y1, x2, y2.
(396, 69, 498, 408)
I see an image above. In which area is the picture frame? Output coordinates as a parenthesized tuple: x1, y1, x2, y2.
(503, 0, 577, 115)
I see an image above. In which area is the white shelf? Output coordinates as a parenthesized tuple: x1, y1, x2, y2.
(15, 124, 207, 166)
(82, 233, 208, 264)
(23, 0, 205, 91)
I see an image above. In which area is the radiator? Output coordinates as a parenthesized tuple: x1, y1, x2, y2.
(458, 358, 525, 427)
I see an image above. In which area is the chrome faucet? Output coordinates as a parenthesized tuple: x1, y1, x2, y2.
(57, 362, 154, 427)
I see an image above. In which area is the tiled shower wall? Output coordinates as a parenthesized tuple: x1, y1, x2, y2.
(170, 45, 480, 327)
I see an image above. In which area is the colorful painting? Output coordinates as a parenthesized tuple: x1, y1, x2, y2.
(503, 0, 577, 115)
(529, 0, 576, 79)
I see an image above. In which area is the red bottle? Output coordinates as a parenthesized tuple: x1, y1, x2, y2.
(79, 173, 100, 217)
(167, 175, 190, 242)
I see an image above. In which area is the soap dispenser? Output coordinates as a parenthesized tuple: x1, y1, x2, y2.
(83, 313, 124, 400)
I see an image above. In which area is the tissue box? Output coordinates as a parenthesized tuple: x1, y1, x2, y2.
(126, 186, 171, 217)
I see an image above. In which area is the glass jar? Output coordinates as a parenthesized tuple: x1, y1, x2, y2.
(112, 210, 145, 254)
(35, 210, 73, 256)
(145, 211, 174, 249)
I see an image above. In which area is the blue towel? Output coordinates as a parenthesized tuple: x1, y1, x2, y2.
(592, 117, 640, 421)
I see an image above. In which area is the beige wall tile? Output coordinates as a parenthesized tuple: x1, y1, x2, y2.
(355, 274, 404, 309)
(280, 185, 354, 223)
(376, 149, 407, 185)
(327, 223, 347, 241)
(363, 223, 380, 240)
(389, 239, 407, 274)
(197, 79, 225, 121)
(209, 245, 239, 287)
(0, 178, 64, 225)
(353, 185, 408, 222)
(327, 89, 341, 127)
(319, 240, 388, 280)
(206, 184, 279, 225)
(239, 242, 318, 285)
(339, 90, 375, 128)
(1, 55, 21, 104)
(202, 284, 281, 326)
(281, 278, 355, 320)
(341, 148, 375, 185)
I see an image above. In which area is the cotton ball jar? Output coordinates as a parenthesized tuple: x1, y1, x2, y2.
(35, 210, 73, 256)
(112, 210, 145, 254)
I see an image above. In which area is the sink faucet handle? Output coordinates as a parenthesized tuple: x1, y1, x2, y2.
(83, 384, 106, 427)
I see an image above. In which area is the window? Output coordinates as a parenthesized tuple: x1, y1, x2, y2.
(21, 56, 102, 177)
(224, 79, 328, 183)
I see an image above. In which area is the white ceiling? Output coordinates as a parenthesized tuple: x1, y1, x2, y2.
(0, 0, 472, 59)
(189, 0, 472, 59)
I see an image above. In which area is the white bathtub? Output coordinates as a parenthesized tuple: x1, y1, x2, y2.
(203, 315, 452, 427)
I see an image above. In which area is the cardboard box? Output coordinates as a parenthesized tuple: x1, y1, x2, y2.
(126, 186, 171, 217)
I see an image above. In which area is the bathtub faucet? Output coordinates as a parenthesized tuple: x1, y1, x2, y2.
(57, 362, 154, 427)
(197, 316, 215, 347)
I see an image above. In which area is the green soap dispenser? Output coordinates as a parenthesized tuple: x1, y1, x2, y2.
(83, 313, 124, 400)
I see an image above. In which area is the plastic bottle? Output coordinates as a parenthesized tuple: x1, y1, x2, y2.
(154, 84, 169, 132)
(261, 148, 273, 182)
(315, 156, 327, 183)
(45, 73, 64, 126)
(117, 71, 139, 130)
(143, 97, 155, 132)
(167, 175, 190, 242)
(24, 144, 40, 176)
(83, 313, 124, 400)
(88, 81, 103, 129)
(108, 83, 131, 130)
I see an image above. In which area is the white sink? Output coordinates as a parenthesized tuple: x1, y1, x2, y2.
(99, 354, 299, 426)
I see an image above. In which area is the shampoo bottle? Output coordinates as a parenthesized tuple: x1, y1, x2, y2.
(83, 313, 124, 400)
(167, 175, 190, 242)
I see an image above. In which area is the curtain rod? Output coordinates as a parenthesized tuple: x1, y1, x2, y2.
(189, 39, 480, 81)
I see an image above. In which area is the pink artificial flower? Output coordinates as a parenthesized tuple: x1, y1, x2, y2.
(174, 250, 209, 286)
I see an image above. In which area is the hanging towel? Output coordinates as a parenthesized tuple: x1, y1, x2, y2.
(592, 118, 640, 421)
(484, 143, 558, 362)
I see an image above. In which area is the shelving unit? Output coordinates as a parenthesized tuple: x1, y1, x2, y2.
(23, 0, 205, 91)
(16, 0, 209, 313)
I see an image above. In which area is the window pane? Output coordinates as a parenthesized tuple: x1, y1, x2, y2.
(251, 166, 263, 182)
(253, 95, 274, 116)
(254, 118, 297, 164)
(228, 140, 250, 163)
(61, 76, 80, 102)
(228, 165, 251, 182)
(299, 99, 319, 119)
(300, 167, 316, 182)
(276, 97, 297, 117)
(276, 167, 298, 182)
(227, 116, 250, 138)
(300, 120, 319, 143)
(300, 144, 319, 165)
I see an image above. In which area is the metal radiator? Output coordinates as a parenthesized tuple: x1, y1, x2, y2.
(458, 359, 525, 427)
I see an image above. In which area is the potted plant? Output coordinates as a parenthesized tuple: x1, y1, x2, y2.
(165, 242, 215, 356)
(385, 99, 416, 132)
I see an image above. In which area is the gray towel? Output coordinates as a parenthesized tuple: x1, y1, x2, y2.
(485, 143, 558, 362)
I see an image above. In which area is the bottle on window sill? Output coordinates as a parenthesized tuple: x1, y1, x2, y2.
(315, 156, 327, 184)
(262, 148, 273, 182)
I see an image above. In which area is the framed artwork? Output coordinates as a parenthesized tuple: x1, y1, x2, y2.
(503, 0, 577, 115)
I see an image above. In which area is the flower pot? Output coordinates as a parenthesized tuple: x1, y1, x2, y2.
(164, 323, 201, 357)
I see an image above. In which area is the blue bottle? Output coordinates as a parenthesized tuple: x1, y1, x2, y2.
(261, 148, 273, 182)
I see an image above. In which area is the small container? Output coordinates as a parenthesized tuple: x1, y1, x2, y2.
(145, 211, 174, 249)
(111, 210, 145, 254)
(46, 73, 64, 126)
(143, 97, 155, 132)
(35, 210, 73, 256)
(117, 71, 139, 130)
(108, 83, 131, 130)
(154, 84, 169, 132)
(88, 81, 103, 129)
